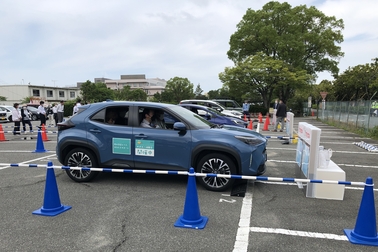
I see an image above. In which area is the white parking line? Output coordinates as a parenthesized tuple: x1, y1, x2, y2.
(249, 227, 348, 241)
(233, 185, 253, 252)
(255, 181, 378, 191)
(267, 159, 378, 169)
(0, 154, 57, 170)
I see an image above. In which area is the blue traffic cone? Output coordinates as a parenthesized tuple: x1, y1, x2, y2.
(174, 168, 208, 229)
(344, 177, 378, 246)
(33, 129, 47, 153)
(33, 161, 71, 216)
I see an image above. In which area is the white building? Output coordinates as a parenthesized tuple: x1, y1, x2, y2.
(0, 84, 80, 106)
(90, 74, 166, 99)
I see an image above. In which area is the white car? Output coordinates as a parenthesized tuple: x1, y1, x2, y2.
(179, 99, 243, 119)
(0, 105, 14, 122)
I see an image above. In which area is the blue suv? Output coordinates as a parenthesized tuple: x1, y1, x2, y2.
(56, 101, 267, 191)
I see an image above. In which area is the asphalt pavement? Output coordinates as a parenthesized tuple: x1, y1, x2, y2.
(0, 118, 377, 252)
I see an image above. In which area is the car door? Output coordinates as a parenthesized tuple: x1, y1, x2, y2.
(86, 105, 134, 168)
(133, 106, 192, 171)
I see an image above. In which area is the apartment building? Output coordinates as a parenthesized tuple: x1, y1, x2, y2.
(0, 84, 80, 106)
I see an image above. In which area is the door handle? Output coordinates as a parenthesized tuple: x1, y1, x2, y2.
(89, 129, 101, 133)
(136, 134, 148, 138)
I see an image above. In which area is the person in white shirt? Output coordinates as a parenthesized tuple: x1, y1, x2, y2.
(72, 99, 82, 116)
(38, 101, 46, 126)
(140, 108, 156, 128)
(12, 103, 22, 135)
(57, 100, 64, 123)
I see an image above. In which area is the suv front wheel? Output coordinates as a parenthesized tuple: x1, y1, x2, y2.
(196, 153, 236, 191)
(64, 148, 99, 182)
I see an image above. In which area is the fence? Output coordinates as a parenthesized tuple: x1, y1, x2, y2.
(304, 100, 378, 131)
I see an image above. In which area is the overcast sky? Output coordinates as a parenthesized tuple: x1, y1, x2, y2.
(1, 0, 377, 92)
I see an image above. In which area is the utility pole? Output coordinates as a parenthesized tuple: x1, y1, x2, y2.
(52, 80, 57, 86)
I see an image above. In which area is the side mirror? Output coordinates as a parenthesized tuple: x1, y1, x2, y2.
(173, 122, 186, 132)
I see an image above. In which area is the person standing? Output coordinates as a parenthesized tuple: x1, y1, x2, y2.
(272, 99, 279, 127)
(57, 100, 64, 123)
(21, 106, 32, 133)
(72, 99, 81, 115)
(52, 103, 58, 126)
(38, 101, 46, 126)
(273, 99, 287, 132)
(12, 103, 22, 135)
(242, 101, 250, 116)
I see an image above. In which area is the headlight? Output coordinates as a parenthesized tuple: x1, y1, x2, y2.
(235, 135, 265, 145)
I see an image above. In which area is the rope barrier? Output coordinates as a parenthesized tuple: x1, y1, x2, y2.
(0, 163, 368, 186)
(1, 125, 57, 128)
(0, 131, 58, 134)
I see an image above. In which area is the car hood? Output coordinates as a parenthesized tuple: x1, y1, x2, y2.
(220, 125, 267, 141)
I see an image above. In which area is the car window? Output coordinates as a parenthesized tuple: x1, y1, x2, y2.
(138, 106, 180, 130)
(168, 106, 212, 129)
(90, 106, 130, 126)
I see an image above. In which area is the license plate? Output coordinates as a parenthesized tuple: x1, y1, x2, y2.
(0, 117, 5, 120)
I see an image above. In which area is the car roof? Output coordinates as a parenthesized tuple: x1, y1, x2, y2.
(88, 101, 178, 108)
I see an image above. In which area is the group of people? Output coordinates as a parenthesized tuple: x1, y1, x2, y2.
(11, 103, 32, 135)
(11, 99, 83, 135)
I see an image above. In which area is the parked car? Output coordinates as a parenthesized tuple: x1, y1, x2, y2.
(56, 101, 267, 191)
(0, 109, 7, 123)
(179, 104, 247, 128)
(26, 106, 40, 121)
(0, 105, 15, 122)
(212, 99, 243, 112)
(179, 99, 243, 119)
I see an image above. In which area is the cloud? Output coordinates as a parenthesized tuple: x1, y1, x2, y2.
(0, 0, 377, 92)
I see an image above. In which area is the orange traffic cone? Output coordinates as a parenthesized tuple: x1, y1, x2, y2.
(41, 124, 49, 142)
(258, 113, 263, 123)
(244, 114, 247, 122)
(0, 124, 7, 142)
(312, 110, 315, 116)
(248, 119, 253, 130)
(262, 115, 270, 131)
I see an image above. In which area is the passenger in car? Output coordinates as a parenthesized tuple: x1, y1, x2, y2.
(106, 110, 119, 124)
(140, 108, 156, 128)
(152, 110, 166, 129)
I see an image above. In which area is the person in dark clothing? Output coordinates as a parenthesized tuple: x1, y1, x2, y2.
(21, 106, 33, 133)
(273, 100, 287, 132)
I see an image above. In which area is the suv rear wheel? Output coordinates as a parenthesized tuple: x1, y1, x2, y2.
(64, 148, 99, 182)
(196, 153, 236, 191)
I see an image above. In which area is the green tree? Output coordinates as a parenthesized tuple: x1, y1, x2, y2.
(80, 80, 114, 103)
(0, 96, 6, 101)
(227, 1, 344, 77)
(219, 52, 310, 108)
(333, 59, 378, 101)
(129, 89, 147, 101)
(165, 77, 195, 104)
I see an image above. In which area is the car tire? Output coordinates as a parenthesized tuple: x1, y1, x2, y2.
(196, 153, 236, 191)
(64, 148, 99, 182)
(32, 115, 38, 121)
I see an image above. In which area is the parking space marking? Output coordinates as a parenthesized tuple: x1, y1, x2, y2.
(255, 181, 378, 191)
(0, 150, 56, 153)
(233, 189, 253, 252)
(249, 227, 348, 241)
(0, 154, 57, 170)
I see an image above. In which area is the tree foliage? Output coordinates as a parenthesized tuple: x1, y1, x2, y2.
(219, 52, 310, 108)
(164, 77, 195, 104)
(227, 1, 344, 77)
(114, 86, 147, 101)
(333, 59, 378, 101)
(80, 80, 114, 103)
(0, 96, 6, 101)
